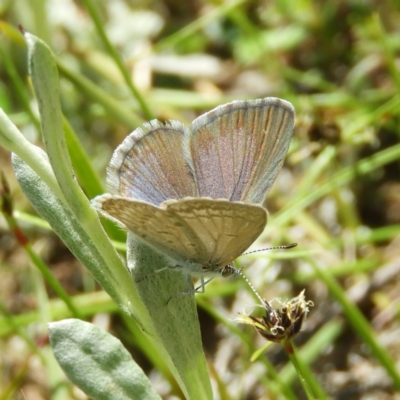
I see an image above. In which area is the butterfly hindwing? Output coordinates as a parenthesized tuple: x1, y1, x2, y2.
(165, 198, 267, 268)
(92, 195, 267, 273)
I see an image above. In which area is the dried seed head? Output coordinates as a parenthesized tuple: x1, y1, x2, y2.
(237, 290, 313, 343)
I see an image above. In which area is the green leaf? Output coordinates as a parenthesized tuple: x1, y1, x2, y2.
(12, 153, 140, 317)
(49, 319, 161, 400)
(25, 31, 86, 218)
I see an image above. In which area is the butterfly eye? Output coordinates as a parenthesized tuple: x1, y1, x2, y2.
(221, 265, 235, 278)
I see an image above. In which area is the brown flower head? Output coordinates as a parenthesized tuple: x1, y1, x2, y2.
(237, 290, 313, 343)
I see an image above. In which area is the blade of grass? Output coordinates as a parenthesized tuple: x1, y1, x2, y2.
(0, 291, 118, 338)
(269, 142, 400, 231)
(82, 0, 154, 120)
(63, 117, 126, 241)
(57, 61, 145, 128)
(307, 256, 400, 389)
(0, 44, 40, 131)
(154, 0, 248, 52)
(0, 301, 46, 362)
(372, 14, 400, 92)
(62, 117, 104, 198)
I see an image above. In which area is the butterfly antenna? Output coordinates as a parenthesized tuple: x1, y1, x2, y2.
(242, 242, 297, 257)
(237, 269, 265, 305)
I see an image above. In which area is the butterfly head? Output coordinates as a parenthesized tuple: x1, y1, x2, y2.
(220, 264, 242, 279)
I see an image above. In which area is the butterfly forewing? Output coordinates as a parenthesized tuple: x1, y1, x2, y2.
(93, 195, 206, 264)
(186, 97, 295, 204)
(107, 121, 197, 205)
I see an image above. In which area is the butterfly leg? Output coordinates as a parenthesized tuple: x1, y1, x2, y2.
(194, 277, 213, 294)
(165, 274, 195, 305)
(166, 277, 214, 305)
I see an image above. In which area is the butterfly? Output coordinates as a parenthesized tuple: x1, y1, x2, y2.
(92, 97, 295, 295)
